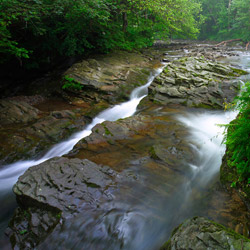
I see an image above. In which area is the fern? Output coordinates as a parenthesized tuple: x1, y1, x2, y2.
(224, 82, 250, 185)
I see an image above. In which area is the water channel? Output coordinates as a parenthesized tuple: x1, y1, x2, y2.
(0, 47, 250, 249)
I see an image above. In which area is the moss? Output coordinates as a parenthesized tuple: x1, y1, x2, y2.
(56, 212, 62, 219)
(159, 239, 171, 250)
(220, 149, 250, 208)
(107, 139, 115, 145)
(19, 229, 28, 235)
(160, 222, 183, 250)
(230, 67, 248, 76)
(149, 146, 159, 160)
(208, 219, 250, 241)
(102, 124, 113, 136)
(192, 102, 214, 109)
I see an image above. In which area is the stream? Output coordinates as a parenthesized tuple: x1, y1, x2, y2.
(0, 47, 250, 249)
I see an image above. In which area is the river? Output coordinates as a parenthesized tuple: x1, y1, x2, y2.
(0, 46, 250, 249)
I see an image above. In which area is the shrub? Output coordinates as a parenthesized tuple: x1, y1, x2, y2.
(224, 82, 250, 185)
(62, 75, 83, 91)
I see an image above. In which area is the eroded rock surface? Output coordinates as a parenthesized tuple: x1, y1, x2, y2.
(0, 99, 89, 165)
(221, 149, 250, 211)
(161, 217, 250, 250)
(62, 51, 155, 106)
(0, 99, 40, 125)
(149, 57, 247, 108)
(72, 115, 150, 153)
(7, 157, 118, 249)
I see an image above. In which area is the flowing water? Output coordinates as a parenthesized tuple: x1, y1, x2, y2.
(0, 48, 250, 249)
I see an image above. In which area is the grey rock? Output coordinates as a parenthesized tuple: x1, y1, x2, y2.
(161, 217, 250, 250)
(13, 157, 115, 214)
(0, 99, 39, 125)
(72, 115, 149, 152)
(8, 157, 118, 249)
(0, 108, 87, 165)
(149, 57, 247, 109)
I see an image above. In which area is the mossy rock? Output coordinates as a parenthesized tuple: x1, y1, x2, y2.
(160, 217, 250, 250)
(220, 150, 250, 210)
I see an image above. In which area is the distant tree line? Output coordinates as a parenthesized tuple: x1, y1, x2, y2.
(0, 0, 201, 69)
(199, 0, 250, 44)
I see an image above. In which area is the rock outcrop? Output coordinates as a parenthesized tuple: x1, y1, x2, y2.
(72, 115, 150, 153)
(0, 99, 89, 165)
(0, 99, 40, 125)
(7, 157, 119, 249)
(149, 57, 247, 108)
(161, 217, 250, 250)
(61, 51, 154, 107)
(221, 150, 250, 211)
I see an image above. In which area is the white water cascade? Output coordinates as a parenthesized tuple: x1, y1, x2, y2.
(177, 110, 237, 188)
(0, 67, 164, 191)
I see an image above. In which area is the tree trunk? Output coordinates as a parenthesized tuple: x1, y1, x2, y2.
(246, 42, 250, 50)
(216, 39, 242, 46)
(228, 0, 232, 31)
(122, 12, 128, 33)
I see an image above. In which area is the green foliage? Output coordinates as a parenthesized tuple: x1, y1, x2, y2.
(19, 229, 28, 235)
(199, 0, 250, 42)
(0, 0, 202, 69)
(224, 82, 250, 186)
(62, 75, 83, 91)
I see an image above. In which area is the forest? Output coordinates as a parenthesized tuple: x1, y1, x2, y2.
(1, 0, 249, 70)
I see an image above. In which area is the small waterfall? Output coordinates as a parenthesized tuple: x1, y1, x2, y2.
(177, 110, 237, 188)
(0, 67, 164, 191)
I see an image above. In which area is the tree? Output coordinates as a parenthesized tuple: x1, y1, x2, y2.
(0, 0, 202, 69)
(199, 0, 250, 43)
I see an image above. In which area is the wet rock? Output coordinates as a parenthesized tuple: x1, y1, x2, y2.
(71, 115, 150, 153)
(161, 217, 250, 250)
(62, 51, 154, 105)
(149, 57, 246, 108)
(7, 95, 46, 106)
(0, 107, 88, 165)
(7, 157, 118, 249)
(150, 142, 196, 174)
(0, 99, 40, 125)
(221, 148, 250, 211)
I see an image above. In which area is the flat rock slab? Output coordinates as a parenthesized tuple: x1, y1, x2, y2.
(72, 115, 150, 152)
(0, 99, 88, 165)
(0, 99, 40, 125)
(161, 216, 250, 250)
(8, 157, 118, 249)
(149, 57, 247, 108)
(62, 51, 154, 106)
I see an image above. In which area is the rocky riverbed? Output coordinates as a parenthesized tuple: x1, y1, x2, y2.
(1, 42, 250, 249)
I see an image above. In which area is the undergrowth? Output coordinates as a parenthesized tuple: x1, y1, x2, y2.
(62, 75, 83, 91)
(224, 82, 250, 187)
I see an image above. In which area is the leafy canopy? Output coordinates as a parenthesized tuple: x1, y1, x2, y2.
(0, 0, 202, 67)
(199, 0, 250, 41)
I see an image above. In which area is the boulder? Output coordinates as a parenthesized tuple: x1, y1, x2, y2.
(161, 217, 250, 250)
(7, 157, 118, 249)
